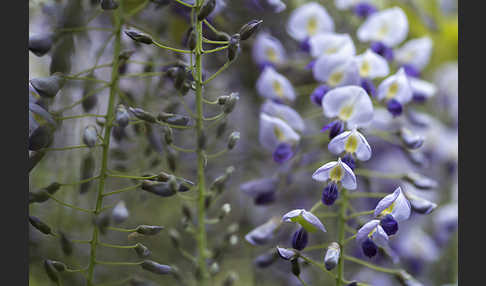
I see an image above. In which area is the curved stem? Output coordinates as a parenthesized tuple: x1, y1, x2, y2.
(337, 189, 348, 286)
(86, 6, 123, 285)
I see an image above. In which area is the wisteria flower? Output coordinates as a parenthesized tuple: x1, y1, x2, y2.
(328, 129, 372, 165)
(376, 68, 413, 116)
(356, 219, 389, 258)
(357, 7, 408, 47)
(321, 86, 374, 136)
(240, 177, 278, 205)
(245, 217, 282, 245)
(313, 54, 360, 88)
(287, 2, 334, 43)
(313, 158, 357, 205)
(252, 0, 287, 13)
(261, 100, 304, 132)
(252, 32, 286, 68)
(335, 0, 377, 18)
(259, 113, 300, 163)
(354, 49, 389, 79)
(308, 33, 356, 59)
(395, 37, 433, 74)
(256, 67, 296, 102)
(282, 209, 326, 250)
(374, 186, 411, 235)
(409, 77, 437, 102)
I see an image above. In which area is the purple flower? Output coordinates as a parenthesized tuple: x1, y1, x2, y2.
(322, 182, 339, 205)
(386, 99, 403, 117)
(353, 2, 377, 18)
(310, 85, 330, 106)
(291, 227, 309, 250)
(370, 42, 394, 61)
(273, 143, 294, 164)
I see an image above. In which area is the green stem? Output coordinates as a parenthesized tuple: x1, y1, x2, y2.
(345, 210, 374, 220)
(102, 183, 141, 197)
(343, 255, 401, 274)
(86, 6, 123, 286)
(42, 144, 103, 152)
(337, 189, 348, 286)
(98, 242, 138, 249)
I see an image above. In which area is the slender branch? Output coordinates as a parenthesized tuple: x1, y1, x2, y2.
(98, 242, 138, 249)
(153, 40, 192, 54)
(172, 0, 195, 8)
(345, 210, 374, 221)
(45, 193, 94, 213)
(343, 255, 401, 274)
(202, 45, 229, 54)
(41, 144, 103, 152)
(56, 114, 106, 120)
(106, 226, 138, 233)
(95, 260, 143, 266)
(102, 183, 141, 197)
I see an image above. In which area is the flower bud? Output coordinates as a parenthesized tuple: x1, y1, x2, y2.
(29, 216, 52, 235)
(254, 249, 278, 268)
(239, 20, 263, 41)
(30, 73, 65, 98)
(209, 166, 235, 194)
(216, 120, 227, 138)
(403, 190, 437, 214)
(101, 0, 119, 9)
(51, 260, 67, 272)
(83, 125, 98, 147)
(79, 153, 95, 194)
(163, 126, 173, 145)
(222, 271, 238, 286)
(115, 105, 130, 128)
(112, 201, 129, 224)
(29, 34, 53, 57)
(60, 232, 73, 256)
(167, 148, 178, 172)
(141, 260, 173, 275)
(29, 126, 51, 151)
(29, 190, 50, 204)
(29, 150, 45, 173)
(403, 172, 438, 190)
(158, 113, 191, 126)
(125, 29, 153, 45)
(209, 262, 220, 275)
(223, 92, 239, 114)
(291, 227, 308, 251)
(218, 203, 231, 220)
(128, 107, 157, 123)
(291, 258, 300, 276)
(227, 34, 241, 62)
(217, 95, 230, 105)
(197, 0, 216, 21)
(227, 132, 240, 150)
(168, 175, 179, 193)
(44, 260, 60, 283)
(169, 228, 181, 248)
(324, 242, 341, 270)
(188, 30, 197, 51)
(399, 127, 424, 149)
(136, 225, 164, 235)
(134, 243, 151, 258)
(276, 246, 298, 260)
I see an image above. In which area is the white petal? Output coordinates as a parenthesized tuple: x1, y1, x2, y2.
(345, 91, 374, 129)
(240, 177, 277, 197)
(312, 161, 338, 182)
(395, 37, 433, 70)
(354, 131, 372, 161)
(256, 67, 296, 102)
(334, 0, 362, 10)
(287, 2, 334, 41)
(328, 130, 352, 155)
(338, 158, 357, 190)
(313, 54, 360, 87)
(259, 113, 300, 151)
(252, 32, 287, 66)
(282, 209, 304, 222)
(410, 78, 437, 99)
(309, 33, 356, 59)
(357, 7, 408, 47)
(245, 217, 281, 245)
(355, 49, 389, 79)
(356, 219, 380, 243)
(261, 100, 305, 132)
(376, 68, 413, 103)
(372, 225, 389, 247)
(112, 201, 129, 223)
(301, 210, 327, 232)
(391, 188, 411, 221)
(374, 187, 401, 217)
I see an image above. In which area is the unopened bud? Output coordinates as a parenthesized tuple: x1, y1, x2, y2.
(324, 242, 341, 270)
(403, 190, 437, 214)
(168, 175, 179, 193)
(83, 125, 98, 147)
(217, 95, 230, 105)
(141, 260, 173, 275)
(403, 172, 438, 190)
(227, 34, 241, 62)
(219, 203, 231, 219)
(395, 270, 424, 286)
(115, 105, 130, 128)
(239, 20, 263, 41)
(158, 113, 191, 126)
(216, 120, 227, 138)
(276, 246, 298, 261)
(167, 148, 178, 172)
(101, 0, 119, 9)
(209, 262, 220, 275)
(51, 260, 67, 272)
(60, 232, 73, 256)
(30, 73, 65, 98)
(169, 228, 181, 248)
(227, 132, 240, 150)
(223, 92, 239, 114)
(128, 107, 157, 123)
(112, 201, 129, 224)
(95, 214, 111, 234)
(29, 126, 51, 151)
(291, 258, 300, 276)
(254, 249, 279, 268)
(399, 127, 424, 150)
(125, 29, 153, 45)
(197, 0, 216, 21)
(134, 243, 151, 258)
(222, 271, 238, 286)
(29, 216, 52, 235)
(79, 153, 95, 194)
(44, 260, 59, 283)
(29, 33, 53, 57)
(136, 225, 164, 235)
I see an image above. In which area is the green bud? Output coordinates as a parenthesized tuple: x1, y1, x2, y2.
(51, 260, 67, 272)
(141, 260, 173, 275)
(44, 260, 59, 283)
(291, 258, 300, 276)
(79, 153, 95, 194)
(29, 33, 53, 57)
(30, 73, 65, 98)
(239, 20, 263, 41)
(128, 107, 157, 123)
(125, 29, 153, 45)
(101, 0, 119, 9)
(158, 113, 191, 126)
(29, 190, 50, 204)
(142, 180, 177, 197)
(60, 232, 73, 256)
(223, 92, 239, 114)
(227, 34, 241, 62)
(219, 203, 231, 219)
(168, 175, 179, 193)
(83, 125, 98, 148)
(29, 151, 45, 173)
(197, 0, 216, 21)
(209, 262, 220, 275)
(29, 216, 52, 235)
(216, 120, 227, 138)
(134, 243, 151, 258)
(136, 225, 164, 235)
(227, 131, 240, 150)
(29, 126, 51, 151)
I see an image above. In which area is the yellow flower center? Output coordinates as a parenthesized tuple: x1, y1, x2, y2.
(329, 165, 343, 182)
(360, 60, 370, 77)
(265, 48, 278, 63)
(385, 82, 399, 100)
(325, 46, 339, 55)
(380, 202, 396, 216)
(344, 134, 359, 153)
(273, 81, 284, 98)
(338, 104, 354, 121)
(273, 126, 284, 141)
(328, 71, 344, 86)
(378, 24, 389, 38)
(307, 17, 318, 36)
